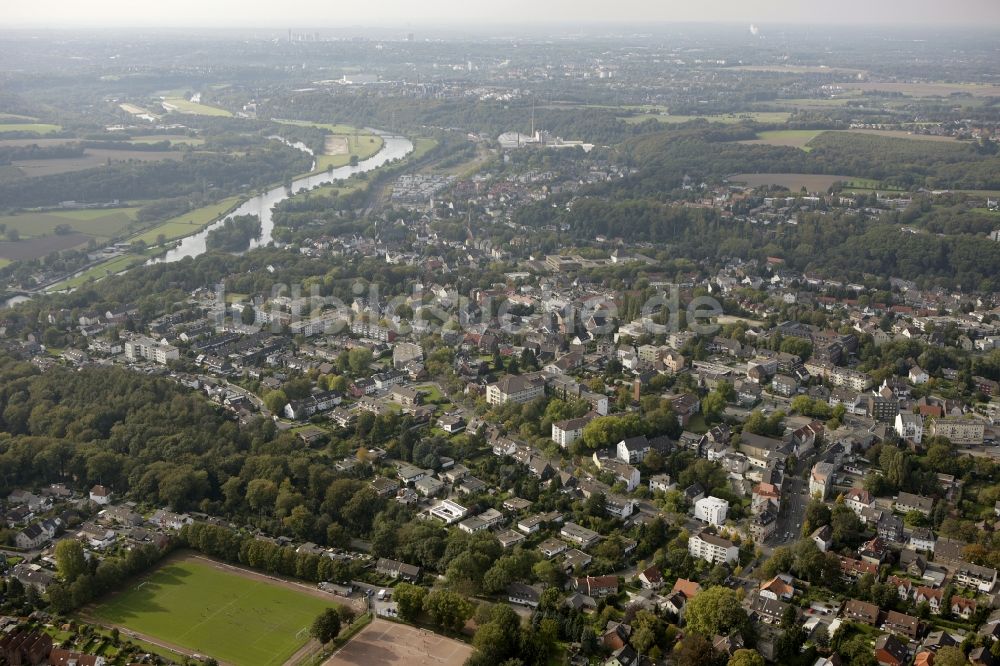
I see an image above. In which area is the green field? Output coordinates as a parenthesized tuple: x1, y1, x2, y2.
(161, 98, 232, 117)
(0, 123, 62, 135)
(131, 196, 241, 245)
(46, 197, 241, 291)
(129, 135, 205, 146)
(274, 119, 363, 134)
(314, 133, 385, 172)
(0, 207, 141, 240)
(89, 559, 337, 666)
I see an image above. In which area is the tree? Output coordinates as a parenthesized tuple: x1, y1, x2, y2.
(310, 608, 342, 644)
(684, 586, 750, 640)
(55, 539, 88, 584)
(393, 582, 427, 621)
(423, 590, 473, 631)
(676, 634, 721, 666)
(471, 604, 521, 664)
(935, 647, 969, 666)
(348, 348, 373, 375)
(728, 649, 765, 666)
(264, 389, 288, 415)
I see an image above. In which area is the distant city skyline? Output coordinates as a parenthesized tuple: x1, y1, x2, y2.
(5, 0, 1000, 29)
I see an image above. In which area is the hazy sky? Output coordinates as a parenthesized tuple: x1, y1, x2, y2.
(6, 0, 1000, 28)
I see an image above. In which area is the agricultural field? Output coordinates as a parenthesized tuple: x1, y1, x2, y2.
(88, 557, 339, 666)
(0, 233, 92, 262)
(842, 81, 1000, 97)
(834, 129, 961, 143)
(0, 123, 62, 135)
(738, 129, 828, 150)
(128, 135, 205, 146)
(12, 148, 183, 177)
(160, 97, 232, 117)
(730, 173, 855, 192)
(0, 207, 141, 240)
(622, 111, 791, 125)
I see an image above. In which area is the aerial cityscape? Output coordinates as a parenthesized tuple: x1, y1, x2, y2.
(1, 3, 1000, 666)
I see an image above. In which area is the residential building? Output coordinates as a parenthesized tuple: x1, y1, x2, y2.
(875, 634, 908, 666)
(694, 496, 729, 526)
(486, 373, 546, 405)
(955, 562, 998, 593)
(895, 492, 934, 517)
(929, 418, 986, 447)
(124, 335, 180, 365)
(552, 415, 591, 448)
(574, 575, 619, 597)
(883, 610, 920, 640)
(561, 522, 602, 548)
(376, 557, 421, 581)
(617, 436, 650, 464)
(809, 462, 836, 500)
(895, 413, 924, 444)
(688, 531, 738, 565)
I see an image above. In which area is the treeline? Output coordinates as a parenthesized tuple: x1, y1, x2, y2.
(0, 143, 85, 164)
(178, 522, 364, 584)
(260, 92, 664, 145)
(46, 542, 168, 614)
(206, 214, 261, 252)
(0, 143, 311, 208)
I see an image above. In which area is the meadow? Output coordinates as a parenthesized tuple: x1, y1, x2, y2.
(0, 207, 141, 240)
(0, 123, 62, 135)
(88, 558, 337, 666)
(161, 97, 232, 117)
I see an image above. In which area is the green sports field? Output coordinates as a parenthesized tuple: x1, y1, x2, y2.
(90, 559, 337, 666)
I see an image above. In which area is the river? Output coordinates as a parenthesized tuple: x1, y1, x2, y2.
(151, 131, 413, 263)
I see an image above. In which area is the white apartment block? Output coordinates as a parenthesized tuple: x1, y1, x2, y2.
(694, 496, 729, 526)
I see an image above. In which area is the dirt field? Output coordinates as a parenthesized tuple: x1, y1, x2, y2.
(0, 233, 91, 261)
(731, 173, 853, 192)
(324, 619, 473, 666)
(13, 148, 182, 177)
(324, 136, 350, 155)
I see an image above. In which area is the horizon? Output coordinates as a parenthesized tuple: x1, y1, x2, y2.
(4, 0, 1000, 30)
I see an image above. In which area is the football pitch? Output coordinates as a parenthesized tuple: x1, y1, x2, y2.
(90, 558, 337, 666)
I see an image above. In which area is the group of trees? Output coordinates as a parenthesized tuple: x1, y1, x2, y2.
(205, 214, 262, 252)
(47, 543, 167, 614)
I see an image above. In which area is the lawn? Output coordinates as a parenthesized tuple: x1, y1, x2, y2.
(0, 207, 141, 240)
(89, 559, 337, 666)
(161, 97, 232, 117)
(0, 123, 62, 134)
